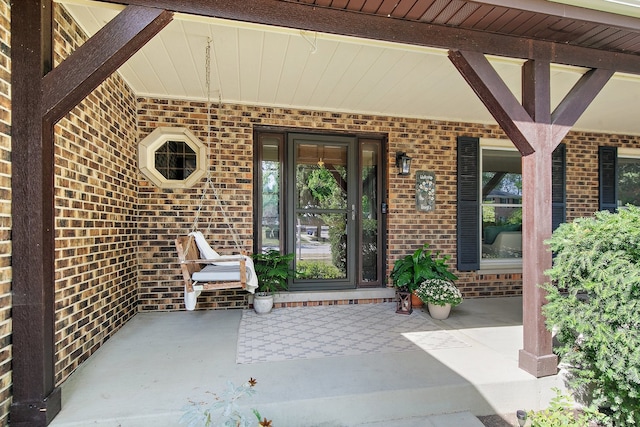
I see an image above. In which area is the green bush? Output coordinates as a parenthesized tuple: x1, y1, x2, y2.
(296, 260, 343, 279)
(526, 388, 609, 427)
(542, 206, 640, 425)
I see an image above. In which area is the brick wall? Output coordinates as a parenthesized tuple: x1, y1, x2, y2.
(52, 5, 139, 384)
(137, 99, 640, 308)
(0, 0, 9, 424)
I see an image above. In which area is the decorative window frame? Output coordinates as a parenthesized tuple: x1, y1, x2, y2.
(138, 127, 207, 189)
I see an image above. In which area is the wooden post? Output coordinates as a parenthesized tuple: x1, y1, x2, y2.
(519, 144, 558, 377)
(10, 1, 61, 424)
(449, 50, 612, 377)
(10, 3, 172, 424)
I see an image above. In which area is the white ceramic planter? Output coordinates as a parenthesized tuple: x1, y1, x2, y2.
(253, 293, 274, 314)
(427, 303, 451, 320)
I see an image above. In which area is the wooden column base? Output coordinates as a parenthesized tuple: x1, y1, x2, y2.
(518, 349, 558, 378)
(10, 387, 61, 427)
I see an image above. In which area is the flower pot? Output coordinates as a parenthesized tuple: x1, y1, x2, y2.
(411, 292, 423, 308)
(427, 302, 451, 320)
(253, 293, 274, 314)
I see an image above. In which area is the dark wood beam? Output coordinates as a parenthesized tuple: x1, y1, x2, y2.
(10, 0, 61, 425)
(522, 59, 551, 124)
(101, 0, 640, 74)
(551, 67, 614, 143)
(11, 3, 173, 425)
(42, 5, 173, 124)
(448, 50, 535, 155)
(449, 51, 612, 377)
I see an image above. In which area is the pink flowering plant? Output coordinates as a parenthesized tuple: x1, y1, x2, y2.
(415, 278, 462, 307)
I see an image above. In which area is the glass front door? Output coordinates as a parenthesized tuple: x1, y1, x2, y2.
(288, 134, 354, 290)
(255, 131, 385, 291)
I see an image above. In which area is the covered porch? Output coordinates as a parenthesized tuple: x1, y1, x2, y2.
(10, 0, 640, 424)
(49, 296, 564, 426)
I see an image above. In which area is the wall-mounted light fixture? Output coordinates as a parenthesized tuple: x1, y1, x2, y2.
(395, 152, 412, 176)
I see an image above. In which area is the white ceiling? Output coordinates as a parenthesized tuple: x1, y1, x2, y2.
(59, 0, 640, 136)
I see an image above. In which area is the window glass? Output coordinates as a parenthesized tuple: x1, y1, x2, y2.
(618, 156, 640, 207)
(154, 140, 197, 180)
(481, 149, 522, 260)
(260, 139, 282, 252)
(138, 127, 206, 188)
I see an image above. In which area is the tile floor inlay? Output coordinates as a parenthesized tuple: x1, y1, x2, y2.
(236, 302, 469, 364)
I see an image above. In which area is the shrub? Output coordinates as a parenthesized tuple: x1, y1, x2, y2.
(542, 206, 640, 425)
(526, 388, 609, 427)
(296, 260, 343, 279)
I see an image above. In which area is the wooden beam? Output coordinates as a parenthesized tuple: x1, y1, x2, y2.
(10, 0, 61, 425)
(522, 59, 551, 124)
(11, 3, 172, 425)
(449, 52, 612, 377)
(448, 50, 535, 155)
(42, 5, 173, 123)
(551, 67, 614, 144)
(100, 0, 640, 74)
(520, 144, 558, 378)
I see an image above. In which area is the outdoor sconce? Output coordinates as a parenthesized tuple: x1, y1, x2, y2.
(396, 289, 412, 315)
(396, 152, 411, 176)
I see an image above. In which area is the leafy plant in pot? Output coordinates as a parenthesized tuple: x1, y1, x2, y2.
(251, 250, 295, 314)
(390, 243, 458, 309)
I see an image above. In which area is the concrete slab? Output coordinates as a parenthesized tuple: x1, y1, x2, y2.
(49, 296, 565, 427)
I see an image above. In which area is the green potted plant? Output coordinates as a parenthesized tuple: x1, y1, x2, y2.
(415, 278, 462, 319)
(251, 250, 295, 314)
(389, 243, 458, 308)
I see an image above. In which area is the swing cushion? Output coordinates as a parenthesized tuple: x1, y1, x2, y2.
(189, 231, 220, 259)
(192, 262, 254, 283)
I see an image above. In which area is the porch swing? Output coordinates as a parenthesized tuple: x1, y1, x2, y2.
(174, 38, 257, 311)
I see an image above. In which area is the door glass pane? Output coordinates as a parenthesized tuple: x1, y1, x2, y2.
(295, 144, 348, 280)
(481, 149, 522, 259)
(295, 144, 347, 209)
(361, 143, 378, 282)
(261, 142, 281, 252)
(295, 213, 347, 279)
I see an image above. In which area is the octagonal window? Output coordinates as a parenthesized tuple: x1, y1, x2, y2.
(138, 127, 207, 189)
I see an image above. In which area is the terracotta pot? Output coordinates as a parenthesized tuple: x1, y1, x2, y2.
(427, 303, 451, 320)
(411, 292, 423, 308)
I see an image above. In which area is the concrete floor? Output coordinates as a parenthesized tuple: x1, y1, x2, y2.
(49, 296, 566, 427)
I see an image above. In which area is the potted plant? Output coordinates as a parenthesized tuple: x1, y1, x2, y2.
(415, 278, 462, 319)
(389, 243, 458, 308)
(251, 250, 295, 314)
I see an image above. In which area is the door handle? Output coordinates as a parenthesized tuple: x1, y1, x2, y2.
(351, 204, 356, 221)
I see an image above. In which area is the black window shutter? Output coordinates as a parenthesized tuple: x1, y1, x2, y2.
(457, 136, 480, 271)
(552, 143, 566, 231)
(599, 146, 618, 212)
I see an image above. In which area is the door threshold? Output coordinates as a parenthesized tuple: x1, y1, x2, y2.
(271, 287, 395, 306)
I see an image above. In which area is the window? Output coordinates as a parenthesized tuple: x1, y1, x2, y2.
(618, 149, 640, 207)
(138, 127, 207, 188)
(457, 137, 565, 271)
(256, 133, 284, 252)
(599, 146, 640, 210)
(481, 146, 522, 263)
